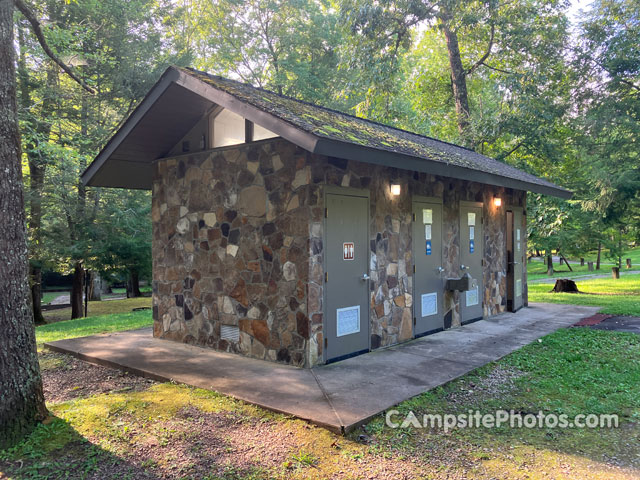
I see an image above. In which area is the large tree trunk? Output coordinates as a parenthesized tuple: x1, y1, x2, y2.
(441, 14, 471, 142)
(127, 270, 142, 298)
(88, 270, 102, 301)
(0, 0, 48, 447)
(546, 254, 554, 275)
(70, 262, 84, 319)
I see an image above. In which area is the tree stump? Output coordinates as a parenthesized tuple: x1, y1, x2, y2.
(587, 261, 594, 271)
(612, 267, 620, 279)
(550, 279, 580, 293)
(626, 258, 632, 269)
(580, 258, 584, 266)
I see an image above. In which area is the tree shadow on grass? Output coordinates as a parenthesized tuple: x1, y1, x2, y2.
(0, 416, 160, 479)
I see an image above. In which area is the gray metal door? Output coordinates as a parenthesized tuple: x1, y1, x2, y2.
(460, 204, 483, 322)
(325, 193, 369, 362)
(507, 207, 524, 311)
(412, 200, 444, 335)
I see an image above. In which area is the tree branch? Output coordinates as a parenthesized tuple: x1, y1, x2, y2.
(466, 23, 495, 75)
(480, 62, 516, 75)
(13, 0, 95, 94)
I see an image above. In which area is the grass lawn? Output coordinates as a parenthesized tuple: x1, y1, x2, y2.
(41, 291, 67, 305)
(43, 296, 151, 323)
(36, 310, 152, 349)
(110, 286, 152, 295)
(529, 273, 640, 316)
(527, 246, 640, 282)
(1, 301, 639, 477)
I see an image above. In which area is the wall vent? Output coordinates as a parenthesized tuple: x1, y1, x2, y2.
(220, 324, 240, 342)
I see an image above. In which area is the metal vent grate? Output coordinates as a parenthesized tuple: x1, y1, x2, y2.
(220, 324, 239, 342)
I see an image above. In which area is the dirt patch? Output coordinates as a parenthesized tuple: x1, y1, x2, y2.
(445, 364, 524, 405)
(40, 351, 154, 405)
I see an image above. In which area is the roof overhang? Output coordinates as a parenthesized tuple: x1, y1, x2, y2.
(82, 67, 571, 199)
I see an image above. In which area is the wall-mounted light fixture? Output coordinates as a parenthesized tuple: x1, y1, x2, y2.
(493, 196, 502, 207)
(390, 184, 401, 196)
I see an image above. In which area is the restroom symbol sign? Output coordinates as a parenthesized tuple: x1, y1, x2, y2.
(343, 242, 355, 260)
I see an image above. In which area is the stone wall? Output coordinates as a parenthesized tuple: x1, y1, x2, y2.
(152, 137, 526, 368)
(152, 139, 317, 367)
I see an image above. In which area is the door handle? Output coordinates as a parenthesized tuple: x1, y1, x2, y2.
(437, 267, 445, 274)
(460, 264, 469, 270)
(361, 273, 370, 281)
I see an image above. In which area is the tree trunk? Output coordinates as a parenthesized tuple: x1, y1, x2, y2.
(546, 254, 554, 275)
(127, 270, 142, 298)
(596, 241, 602, 270)
(550, 279, 579, 293)
(88, 271, 102, 301)
(0, 0, 48, 447)
(29, 264, 45, 325)
(70, 262, 84, 319)
(441, 14, 471, 142)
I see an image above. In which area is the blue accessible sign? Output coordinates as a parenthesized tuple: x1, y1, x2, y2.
(469, 240, 474, 253)
(426, 240, 432, 255)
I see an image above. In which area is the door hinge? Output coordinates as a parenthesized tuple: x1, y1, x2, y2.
(325, 272, 328, 283)
(324, 337, 327, 348)
(413, 317, 416, 326)
(413, 264, 416, 274)
(324, 207, 328, 218)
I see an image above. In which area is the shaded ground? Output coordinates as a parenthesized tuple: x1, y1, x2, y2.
(2, 324, 639, 479)
(39, 351, 154, 404)
(591, 316, 640, 334)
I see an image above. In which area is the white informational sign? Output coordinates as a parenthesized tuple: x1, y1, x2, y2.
(337, 305, 360, 337)
(469, 226, 475, 240)
(517, 241, 521, 252)
(516, 279, 522, 297)
(468, 212, 476, 226)
(421, 292, 438, 317)
(516, 228, 521, 241)
(425, 224, 432, 240)
(466, 286, 479, 306)
(422, 209, 432, 224)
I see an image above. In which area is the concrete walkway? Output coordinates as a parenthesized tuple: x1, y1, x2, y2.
(45, 302, 599, 434)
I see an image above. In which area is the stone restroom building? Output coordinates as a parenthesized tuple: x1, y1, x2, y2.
(82, 67, 570, 367)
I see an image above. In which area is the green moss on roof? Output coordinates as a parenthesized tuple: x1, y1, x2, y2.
(180, 67, 565, 191)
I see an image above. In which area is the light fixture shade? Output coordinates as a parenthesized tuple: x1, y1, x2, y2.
(493, 197, 502, 207)
(391, 184, 401, 196)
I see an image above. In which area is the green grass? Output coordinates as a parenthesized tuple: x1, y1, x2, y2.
(43, 296, 151, 323)
(529, 273, 640, 316)
(367, 327, 640, 477)
(110, 286, 152, 295)
(36, 310, 152, 348)
(41, 291, 67, 305)
(527, 246, 640, 281)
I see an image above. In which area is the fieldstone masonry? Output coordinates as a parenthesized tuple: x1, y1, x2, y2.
(152, 138, 527, 367)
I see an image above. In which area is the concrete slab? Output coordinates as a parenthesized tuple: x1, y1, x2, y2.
(45, 302, 599, 434)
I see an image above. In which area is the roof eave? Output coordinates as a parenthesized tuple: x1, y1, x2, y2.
(313, 138, 572, 199)
(81, 67, 182, 187)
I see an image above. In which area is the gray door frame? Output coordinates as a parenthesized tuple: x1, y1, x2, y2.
(459, 201, 484, 323)
(507, 205, 525, 312)
(412, 195, 444, 336)
(322, 185, 370, 364)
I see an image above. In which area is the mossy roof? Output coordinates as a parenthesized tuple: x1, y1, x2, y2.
(181, 67, 565, 193)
